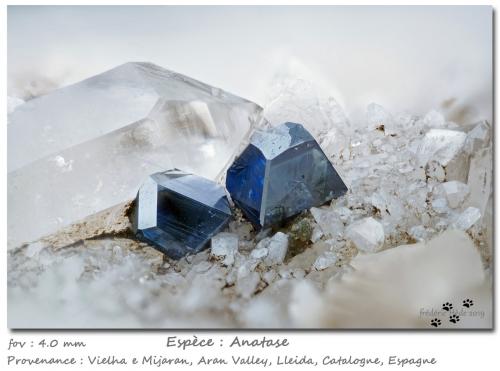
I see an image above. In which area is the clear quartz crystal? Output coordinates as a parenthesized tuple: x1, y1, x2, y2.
(313, 251, 337, 271)
(8, 62, 261, 247)
(452, 207, 481, 231)
(440, 181, 469, 208)
(263, 232, 289, 266)
(211, 232, 239, 266)
(346, 217, 385, 253)
(310, 207, 345, 239)
(464, 120, 491, 154)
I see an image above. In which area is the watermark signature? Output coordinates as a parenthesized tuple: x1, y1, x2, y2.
(419, 298, 485, 327)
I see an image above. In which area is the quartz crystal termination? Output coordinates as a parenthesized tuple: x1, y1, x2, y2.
(131, 169, 232, 259)
(226, 122, 348, 227)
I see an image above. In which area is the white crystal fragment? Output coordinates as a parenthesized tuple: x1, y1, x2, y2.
(467, 148, 492, 215)
(452, 207, 481, 231)
(366, 103, 397, 135)
(211, 232, 239, 266)
(431, 198, 450, 214)
(262, 270, 277, 285)
(408, 225, 429, 242)
(417, 129, 466, 167)
(440, 181, 469, 208)
(465, 120, 491, 154)
(310, 225, 324, 243)
(250, 247, 268, 260)
(346, 217, 385, 253)
(236, 271, 260, 299)
(313, 251, 338, 271)
(237, 259, 259, 280)
(426, 161, 446, 182)
(422, 110, 446, 129)
(263, 232, 289, 266)
(310, 207, 344, 239)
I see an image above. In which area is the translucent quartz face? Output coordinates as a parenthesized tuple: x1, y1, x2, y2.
(226, 122, 348, 228)
(8, 62, 261, 247)
(132, 170, 231, 259)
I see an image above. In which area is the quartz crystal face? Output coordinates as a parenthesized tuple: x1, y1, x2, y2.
(132, 169, 231, 259)
(8, 62, 261, 247)
(226, 122, 348, 227)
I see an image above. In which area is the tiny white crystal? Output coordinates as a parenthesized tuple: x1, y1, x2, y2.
(431, 198, 450, 214)
(422, 110, 447, 129)
(262, 270, 277, 285)
(310, 225, 324, 243)
(408, 225, 429, 242)
(250, 247, 268, 260)
(366, 103, 397, 134)
(440, 181, 469, 208)
(263, 232, 289, 266)
(417, 129, 466, 167)
(465, 120, 491, 154)
(346, 217, 385, 253)
(310, 207, 344, 238)
(211, 232, 239, 266)
(313, 251, 338, 271)
(236, 271, 260, 299)
(452, 207, 481, 231)
(467, 148, 492, 215)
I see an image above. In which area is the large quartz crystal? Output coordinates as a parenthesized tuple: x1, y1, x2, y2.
(131, 169, 231, 259)
(226, 122, 348, 227)
(8, 62, 261, 247)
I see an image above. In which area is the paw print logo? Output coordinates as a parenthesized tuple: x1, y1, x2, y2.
(463, 299, 474, 308)
(449, 314, 460, 324)
(442, 302, 453, 311)
(430, 318, 442, 327)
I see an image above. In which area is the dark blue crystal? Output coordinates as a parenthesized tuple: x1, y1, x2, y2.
(226, 122, 348, 228)
(132, 169, 231, 259)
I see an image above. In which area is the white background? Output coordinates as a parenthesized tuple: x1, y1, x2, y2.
(1, 1, 498, 370)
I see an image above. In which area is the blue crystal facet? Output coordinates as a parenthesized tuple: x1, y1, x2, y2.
(226, 122, 348, 227)
(132, 169, 231, 259)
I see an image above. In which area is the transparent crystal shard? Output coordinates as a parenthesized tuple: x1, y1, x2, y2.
(211, 232, 239, 266)
(464, 120, 491, 154)
(313, 251, 338, 271)
(346, 217, 385, 253)
(416, 129, 469, 182)
(226, 122, 348, 228)
(439, 181, 469, 208)
(452, 207, 481, 231)
(131, 169, 231, 259)
(8, 62, 261, 247)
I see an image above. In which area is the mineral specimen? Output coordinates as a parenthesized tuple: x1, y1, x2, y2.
(131, 169, 232, 259)
(8, 62, 261, 247)
(226, 122, 348, 227)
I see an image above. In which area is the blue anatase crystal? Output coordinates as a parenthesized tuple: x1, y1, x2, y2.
(132, 169, 231, 259)
(226, 122, 348, 227)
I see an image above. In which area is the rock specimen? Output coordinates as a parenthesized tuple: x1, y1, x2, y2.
(131, 169, 231, 259)
(226, 122, 347, 227)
